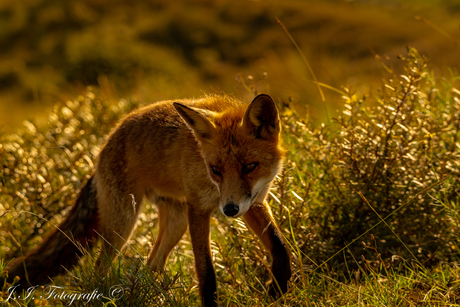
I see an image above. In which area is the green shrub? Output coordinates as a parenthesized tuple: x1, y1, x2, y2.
(276, 47, 460, 272)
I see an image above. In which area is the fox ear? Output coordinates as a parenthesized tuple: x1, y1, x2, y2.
(173, 102, 216, 142)
(242, 94, 280, 140)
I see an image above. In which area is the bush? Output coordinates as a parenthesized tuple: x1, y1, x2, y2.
(276, 47, 460, 273)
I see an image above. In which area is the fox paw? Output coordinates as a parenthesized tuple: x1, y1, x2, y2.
(266, 279, 288, 298)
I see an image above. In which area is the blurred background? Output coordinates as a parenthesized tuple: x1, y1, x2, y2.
(0, 0, 459, 131)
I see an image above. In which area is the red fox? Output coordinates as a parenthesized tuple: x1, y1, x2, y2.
(2, 94, 292, 306)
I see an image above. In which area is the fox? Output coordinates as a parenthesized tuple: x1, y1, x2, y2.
(2, 94, 292, 306)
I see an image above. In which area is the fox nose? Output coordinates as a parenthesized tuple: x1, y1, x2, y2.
(223, 203, 239, 217)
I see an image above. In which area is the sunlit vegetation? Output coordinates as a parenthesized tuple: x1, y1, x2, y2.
(1, 46, 460, 305)
(2, 0, 460, 305)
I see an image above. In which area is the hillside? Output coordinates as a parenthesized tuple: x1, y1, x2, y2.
(0, 0, 459, 129)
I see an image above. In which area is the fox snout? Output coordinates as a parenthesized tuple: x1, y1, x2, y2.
(223, 202, 239, 217)
(219, 193, 255, 218)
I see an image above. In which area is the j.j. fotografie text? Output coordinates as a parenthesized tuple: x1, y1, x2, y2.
(2, 284, 124, 305)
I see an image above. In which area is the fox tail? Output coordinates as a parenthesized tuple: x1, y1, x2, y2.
(2, 175, 99, 289)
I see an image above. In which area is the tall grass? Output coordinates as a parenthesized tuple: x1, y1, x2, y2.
(1, 48, 460, 306)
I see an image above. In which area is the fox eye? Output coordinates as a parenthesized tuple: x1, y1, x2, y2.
(242, 162, 258, 174)
(211, 166, 222, 176)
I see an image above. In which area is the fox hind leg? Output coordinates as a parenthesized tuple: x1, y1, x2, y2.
(148, 197, 188, 271)
(95, 191, 143, 272)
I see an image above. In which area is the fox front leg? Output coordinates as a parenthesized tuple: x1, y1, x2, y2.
(243, 202, 292, 296)
(188, 208, 218, 307)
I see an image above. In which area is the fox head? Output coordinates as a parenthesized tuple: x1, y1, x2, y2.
(174, 94, 285, 218)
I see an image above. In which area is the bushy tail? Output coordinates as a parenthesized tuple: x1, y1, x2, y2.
(2, 175, 99, 289)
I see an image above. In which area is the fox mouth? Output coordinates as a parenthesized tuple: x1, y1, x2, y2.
(248, 190, 258, 204)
